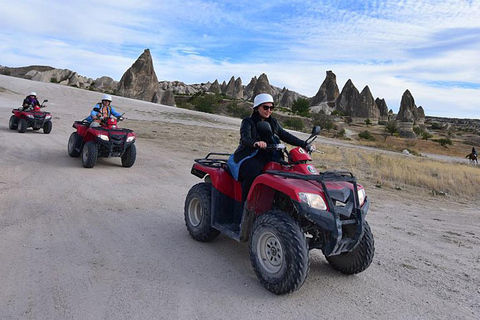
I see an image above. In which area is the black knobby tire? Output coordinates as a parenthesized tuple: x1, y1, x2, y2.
(121, 144, 136, 167)
(17, 119, 27, 133)
(82, 141, 98, 168)
(67, 132, 82, 157)
(326, 221, 375, 274)
(43, 121, 52, 134)
(9, 115, 18, 130)
(184, 183, 220, 242)
(249, 210, 310, 295)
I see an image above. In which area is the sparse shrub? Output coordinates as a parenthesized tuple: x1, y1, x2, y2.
(358, 130, 376, 141)
(50, 77, 58, 83)
(335, 128, 346, 138)
(365, 118, 372, 126)
(431, 122, 443, 130)
(331, 110, 345, 116)
(312, 111, 334, 131)
(283, 118, 304, 131)
(226, 102, 250, 119)
(291, 98, 310, 117)
(422, 131, 433, 140)
(433, 138, 453, 148)
(384, 120, 398, 136)
(191, 93, 221, 114)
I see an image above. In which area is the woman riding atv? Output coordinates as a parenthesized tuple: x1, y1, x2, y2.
(230, 93, 315, 201)
(21, 92, 41, 111)
(86, 94, 123, 127)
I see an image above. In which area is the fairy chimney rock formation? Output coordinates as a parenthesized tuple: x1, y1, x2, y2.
(397, 90, 421, 138)
(352, 86, 379, 122)
(209, 79, 221, 94)
(375, 98, 389, 121)
(252, 73, 275, 100)
(335, 79, 359, 116)
(310, 70, 339, 107)
(223, 76, 243, 99)
(117, 49, 160, 103)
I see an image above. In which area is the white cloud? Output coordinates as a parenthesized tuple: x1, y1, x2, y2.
(1, 0, 479, 118)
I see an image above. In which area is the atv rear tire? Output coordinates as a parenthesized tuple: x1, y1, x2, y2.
(121, 144, 136, 167)
(249, 210, 309, 295)
(43, 121, 52, 134)
(82, 141, 98, 168)
(184, 183, 220, 242)
(326, 221, 375, 274)
(68, 132, 82, 157)
(18, 119, 27, 133)
(9, 115, 18, 130)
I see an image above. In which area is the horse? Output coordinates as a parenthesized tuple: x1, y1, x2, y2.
(466, 152, 478, 165)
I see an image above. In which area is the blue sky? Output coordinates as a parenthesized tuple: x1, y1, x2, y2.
(1, 0, 479, 118)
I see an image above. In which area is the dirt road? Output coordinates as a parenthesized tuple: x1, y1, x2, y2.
(1, 75, 478, 319)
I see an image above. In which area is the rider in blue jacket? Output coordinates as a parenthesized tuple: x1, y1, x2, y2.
(86, 94, 122, 127)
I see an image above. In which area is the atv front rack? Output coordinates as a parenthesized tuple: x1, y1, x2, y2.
(266, 169, 367, 257)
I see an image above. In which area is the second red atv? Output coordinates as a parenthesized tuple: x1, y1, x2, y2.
(9, 99, 52, 134)
(184, 122, 374, 295)
(67, 116, 136, 168)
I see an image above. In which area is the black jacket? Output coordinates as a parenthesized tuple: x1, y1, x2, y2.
(233, 111, 306, 162)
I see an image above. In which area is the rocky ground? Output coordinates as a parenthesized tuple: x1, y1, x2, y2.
(0, 75, 478, 319)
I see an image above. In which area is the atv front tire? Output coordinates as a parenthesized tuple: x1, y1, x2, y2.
(82, 141, 98, 168)
(121, 144, 136, 167)
(249, 210, 309, 295)
(43, 121, 52, 134)
(326, 221, 375, 274)
(184, 183, 220, 242)
(9, 115, 18, 130)
(18, 119, 27, 133)
(68, 132, 82, 157)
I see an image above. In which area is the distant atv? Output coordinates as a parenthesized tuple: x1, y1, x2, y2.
(67, 115, 136, 168)
(9, 99, 52, 134)
(184, 123, 374, 294)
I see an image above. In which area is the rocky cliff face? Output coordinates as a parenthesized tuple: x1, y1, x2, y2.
(397, 90, 425, 124)
(116, 49, 160, 103)
(3, 52, 433, 121)
(310, 70, 339, 112)
(397, 89, 426, 138)
(375, 98, 389, 122)
(336, 79, 359, 116)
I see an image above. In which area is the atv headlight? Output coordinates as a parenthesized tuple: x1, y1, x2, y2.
(357, 188, 366, 206)
(27, 115, 34, 118)
(45, 115, 52, 119)
(126, 136, 135, 143)
(98, 134, 109, 141)
(299, 192, 327, 210)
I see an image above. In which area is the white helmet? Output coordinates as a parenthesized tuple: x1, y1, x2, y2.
(29, 92, 37, 97)
(102, 94, 112, 102)
(253, 93, 274, 109)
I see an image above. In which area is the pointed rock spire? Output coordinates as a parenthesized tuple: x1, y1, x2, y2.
(117, 49, 160, 103)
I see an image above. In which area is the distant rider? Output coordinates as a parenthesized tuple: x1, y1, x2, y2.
(21, 92, 41, 111)
(472, 147, 477, 158)
(86, 94, 123, 127)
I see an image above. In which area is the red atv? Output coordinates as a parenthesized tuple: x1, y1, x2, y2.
(67, 115, 136, 168)
(9, 99, 52, 134)
(184, 122, 374, 294)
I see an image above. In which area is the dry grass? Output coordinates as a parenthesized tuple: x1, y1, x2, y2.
(131, 119, 480, 201)
(310, 144, 480, 200)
